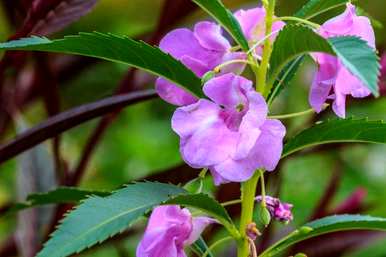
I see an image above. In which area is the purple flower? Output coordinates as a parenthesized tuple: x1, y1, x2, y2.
(256, 196, 293, 223)
(156, 21, 246, 106)
(310, 3, 375, 118)
(235, 7, 285, 55)
(172, 73, 286, 185)
(137, 205, 214, 257)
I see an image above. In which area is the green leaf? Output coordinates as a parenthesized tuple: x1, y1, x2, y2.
(36, 182, 185, 257)
(165, 193, 238, 237)
(191, 237, 213, 257)
(269, 25, 380, 97)
(294, 0, 350, 19)
(191, 0, 249, 51)
(260, 215, 386, 257)
(267, 56, 304, 105)
(4, 188, 109, 216)
(0, 32, 203, 98)
(329, 36, 380, 96)
(282, 118, 386, 158)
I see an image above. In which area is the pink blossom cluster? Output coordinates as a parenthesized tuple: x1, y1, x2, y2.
(137, 3, 376, 257)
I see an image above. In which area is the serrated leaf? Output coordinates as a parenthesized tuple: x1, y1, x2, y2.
(191, 0, 249, 51)
(165, 193, 237, 236)
(295, 0, 350, 20)
(329, 36, 380, 96)
(269, 25, 380, 97)
(282, 118, 386, 158)
(36, 182, 185, 257)
(260, 215, 386, 257)
(6, 187, 110, 215)
(0, 32, 203, 98)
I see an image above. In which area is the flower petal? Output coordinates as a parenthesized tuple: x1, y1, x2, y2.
(185, 217, 216, 245)
(235, 7, 266, 41)
(194, 21, 230, 51)
(159, 28, 209, 61)
(235, 91, 268, 160)
(172, 99, 238, 167)
(321, 3, 355, 35)
(156, 78, 198, 106)
(203, 73, 253, 109)
(248, 119, 286, 171)
(211, 158, 256, 184)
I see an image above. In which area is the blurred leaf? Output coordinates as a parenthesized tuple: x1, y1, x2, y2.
(30, 0, 99, 36)
(165, 193, 238, 237)
(269, 25, 380, 97)
(7, 187, 110, 214)
(0, 32, 203, 97)
(15, 117, 57, 257)
(191, 237, 213, 257)
(282, 118, 386, 158)
(267, 56, 304, 105)
(0, 90, 157, 164)
(191, 0, 249, 51)
(36, 182, 185, 257)
(294, 0, 350, 19)
(260, 215, 386, 257)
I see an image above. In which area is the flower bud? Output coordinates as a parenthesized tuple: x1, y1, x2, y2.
(259, 206, 272, 227)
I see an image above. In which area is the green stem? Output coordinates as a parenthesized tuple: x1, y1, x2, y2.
(202, 236, 233, 257)
(214, 59, 257, 73)
(259, 170, 266, 207)
(257, 0, 276, 94)
(222, 199, 242, 207)
(269, 104, 329, 120)
(237, 172, 260, 257)
(274, 16, 320, 29)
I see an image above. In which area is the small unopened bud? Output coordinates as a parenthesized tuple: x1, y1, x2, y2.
(246, 222, 261, 240)
(299, 226, 313, 234)
(259, 206, 271, 227)
(201, 71, 216, 84)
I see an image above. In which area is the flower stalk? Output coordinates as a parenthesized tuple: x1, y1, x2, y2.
(257, 0, 276, 94)
(237, 172, 260, 257)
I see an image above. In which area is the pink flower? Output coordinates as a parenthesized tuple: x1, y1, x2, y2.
(137, 205, 214, 257)
(235, 7, 285, 55)
(256, 196, 293, 223)
(310, 3, 376, 118)
(156, 21, 246, 106)
(172, 73, 286, 185)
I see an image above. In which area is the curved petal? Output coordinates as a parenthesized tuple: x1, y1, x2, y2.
(172, 99, 221, 138)
(235, 91, 268, 160)
(194, 21, 230, 51)
(180, 117, 239, 167)
(235, 7, 266, 40)
(212, 158, 256, 183)
(159, 28, 209, 61)
(321, 3, 355, 36)
(156, 78, 198, 106)
(185, 217, 216, 245)
(203, 74, 253, 109)
(332, 90, 346, 118)
(136, 228, 179, 257)
(248, 119, 286, 171)
(180, 55, 210, 77)
(352, 16, 376, 48)
(335, 67, 371, 98)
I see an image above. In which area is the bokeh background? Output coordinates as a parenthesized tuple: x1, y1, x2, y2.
(0, 0, 385, 256)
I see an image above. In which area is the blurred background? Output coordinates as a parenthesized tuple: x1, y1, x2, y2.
(0, 0, 385, 256)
